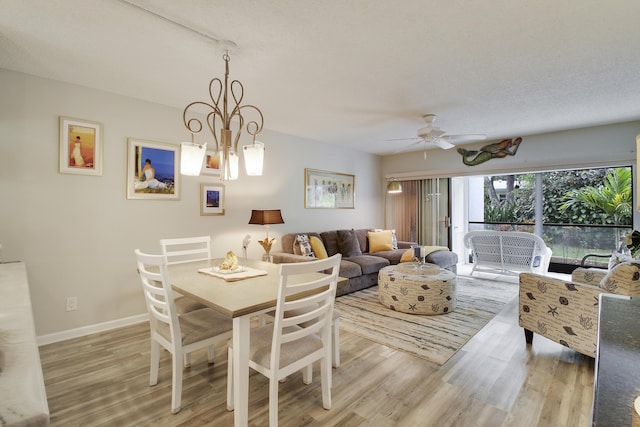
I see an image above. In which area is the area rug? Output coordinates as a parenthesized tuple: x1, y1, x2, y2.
(334, 275, 518, 365)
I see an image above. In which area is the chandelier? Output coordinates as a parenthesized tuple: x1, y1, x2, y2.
(180, 45, 265, 180)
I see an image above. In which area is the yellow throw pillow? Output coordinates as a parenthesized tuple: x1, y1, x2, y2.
(310, 235, 328, 259)
(368, 230, 393, 253)
(400, 248, 415, 262)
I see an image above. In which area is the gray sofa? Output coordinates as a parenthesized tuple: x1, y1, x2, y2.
(271, 228, 458, 296)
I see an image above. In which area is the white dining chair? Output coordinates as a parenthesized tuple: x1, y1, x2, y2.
(160, 236, 211, 314)
(226, 253, 342, 426)
(261, 307, 341, 368)
(134, 249, 233, 414)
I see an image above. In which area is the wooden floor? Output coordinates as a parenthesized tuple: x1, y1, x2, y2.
(39, 284, 595, 426)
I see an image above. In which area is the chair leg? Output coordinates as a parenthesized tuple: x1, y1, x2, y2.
(269, 377, 279, 427)
(172, 351, 183, 414)
(303, 364, 312, 385)
(184, 352, 191, 368)
(150, 340, 160, 386)
(524, 328, 534, 344)
(226, 347, 234, 411)
(332, 318, 340, 368)
(207, 345, 215, 364)
(321, 352, 332, 410)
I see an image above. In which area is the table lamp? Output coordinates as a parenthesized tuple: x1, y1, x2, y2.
(248, 209, 285, 261)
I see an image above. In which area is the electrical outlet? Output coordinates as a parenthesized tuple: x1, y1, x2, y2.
(66, 297, 78, 312)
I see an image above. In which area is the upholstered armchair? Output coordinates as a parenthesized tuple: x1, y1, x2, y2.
(519, 262, 640, 358)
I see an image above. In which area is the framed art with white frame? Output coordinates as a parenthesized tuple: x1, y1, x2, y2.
(200, 183, 225, 215)
(304, 168, 355, 209)
(59, 116, 103, 176)
(126, 138, 179, 200)
(202, 149, 221, 175)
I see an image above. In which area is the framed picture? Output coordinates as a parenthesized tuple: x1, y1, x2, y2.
(126, 138, 179, 200)
(305, 168, 355, 209)
(200, 183, 225, 215)
(59, 116, 103, 176)
(202, 149, 221, 175)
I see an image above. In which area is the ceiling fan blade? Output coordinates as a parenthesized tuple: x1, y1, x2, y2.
(441, 134, 487, 142)
(385, 137, 422, 142)
(433, 138, 456, 150)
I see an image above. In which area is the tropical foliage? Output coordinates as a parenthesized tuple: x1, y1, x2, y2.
(484, 167, 632, 226)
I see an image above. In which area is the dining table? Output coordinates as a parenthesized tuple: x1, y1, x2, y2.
(168, 258, 344, 427)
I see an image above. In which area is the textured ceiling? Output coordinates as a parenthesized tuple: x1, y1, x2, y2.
(2, 0, 640, 154)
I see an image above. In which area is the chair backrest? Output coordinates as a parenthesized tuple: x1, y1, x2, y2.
(134, 249, 181, 346)
(160, 236, 211, 265)
(270, 253, 342, 369)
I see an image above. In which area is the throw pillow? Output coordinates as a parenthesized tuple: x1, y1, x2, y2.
(599, 261, 640, 296)
(390, 229, 398, 249)
(293, 234, 315, 257)
(309, 236, 328, 259)
(368, 230, 394, 253)
(372, 228, 399, 250)
(608, 251, 632, 270)
(337, 229, 362, 257)
(400, 248, 415, 263)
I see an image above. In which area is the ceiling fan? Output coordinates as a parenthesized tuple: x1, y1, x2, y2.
(389, 114, 487, 156)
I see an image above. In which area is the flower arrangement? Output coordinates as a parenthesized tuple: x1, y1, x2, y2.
(623, 230, 640, 258)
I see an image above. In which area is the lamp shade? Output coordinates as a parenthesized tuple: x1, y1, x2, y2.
(180, 142, 207, 176)
(248, 209, 285, 225)
(243, 140, 265, 176)
(387, 181, 402, 194)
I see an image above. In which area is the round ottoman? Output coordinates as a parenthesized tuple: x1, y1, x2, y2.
(378, 263, 457, 315)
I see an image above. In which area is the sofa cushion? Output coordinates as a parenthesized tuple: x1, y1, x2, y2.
(337, 229, 362, 257)
(338, 259, 363, 278)
(310, 236, 328, 259)
(320, 230, 340, 257)
(368, 230, 394, 253)
(293, 234, 315, 257)
(354, 229, 369, 253)
(425, 250, 459, 271)
(345, 255, 390, 275)
(374, 249, 410, 265)
(599, 261, 640, 296)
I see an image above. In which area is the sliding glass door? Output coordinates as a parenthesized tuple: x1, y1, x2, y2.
(418, 178, 451, 247)
(386, 178, 451, 247)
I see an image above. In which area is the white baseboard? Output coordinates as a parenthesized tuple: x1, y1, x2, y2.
(37, 313, 149, 346)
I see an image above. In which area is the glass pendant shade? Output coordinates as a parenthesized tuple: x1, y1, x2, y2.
(387, 181, 402, 193)
(243, 141, 265, 176)
(228, 151, 239, 180)
(180, 142, 207, 176)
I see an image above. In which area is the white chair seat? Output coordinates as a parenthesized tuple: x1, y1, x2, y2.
(174, 295, 207, 314)
(156, 308, 232, 346)
(244, 325, 323, 369)
(262, 306, 341, 367)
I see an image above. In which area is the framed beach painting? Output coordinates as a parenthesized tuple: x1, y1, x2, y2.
(59, 116, 103, 176)
(202, 149, 221, 175)
(200, 183, 225, 215)
(305, 168, 355, 209)
(126, 138, 180, 200)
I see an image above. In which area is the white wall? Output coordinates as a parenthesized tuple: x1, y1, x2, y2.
(0, 69, 382, 337)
